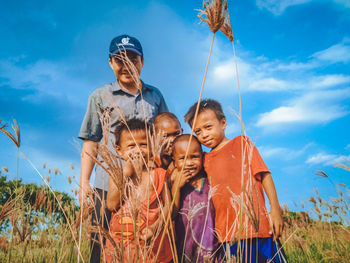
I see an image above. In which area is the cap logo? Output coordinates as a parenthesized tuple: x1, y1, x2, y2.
(117, 37, 135, 47)
(121, 37, 129, 44)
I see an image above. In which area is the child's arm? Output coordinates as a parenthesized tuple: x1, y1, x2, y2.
(261, 172, 284, 240)
(106, 160, 134, 211)
(171, 169, 192, 217)
(141, 180, 172, 240)
(107, 174, 121, 211)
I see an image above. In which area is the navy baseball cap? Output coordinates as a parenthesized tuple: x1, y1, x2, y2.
(109, 34, 143, 57)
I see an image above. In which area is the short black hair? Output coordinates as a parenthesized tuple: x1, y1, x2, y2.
(153, 112, 181, 127)
(184, 99, 225, 126)
(114, 118, 149, 145)
(172, 134, 202, 156)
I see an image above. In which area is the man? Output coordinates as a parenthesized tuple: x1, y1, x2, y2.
(78, 34, 168, 263)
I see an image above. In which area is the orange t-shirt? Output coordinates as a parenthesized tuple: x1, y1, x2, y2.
(105, 168, 172, 263)
(204, 135, 271, 242)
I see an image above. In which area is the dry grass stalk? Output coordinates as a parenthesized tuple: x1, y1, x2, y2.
(0, 119, 20, 148)
(99, 107, 113, 146)
(197, 0, 226, 33)
(89, 224, 122, 262)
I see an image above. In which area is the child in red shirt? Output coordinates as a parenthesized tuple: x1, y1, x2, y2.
(185, 99, 287, 262)
(105, 118, 172, 263)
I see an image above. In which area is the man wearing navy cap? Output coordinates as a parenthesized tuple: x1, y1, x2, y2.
(78, 34, 168, 263)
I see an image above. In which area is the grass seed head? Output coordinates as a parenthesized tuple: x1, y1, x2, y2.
(34, 190, 47, 210)
(315, 170, 328, 178)
(0, 119, 20, 148)
(219, 2, 233, 42)
(198, 0, 226, 33)
(309, 197, 317, 205)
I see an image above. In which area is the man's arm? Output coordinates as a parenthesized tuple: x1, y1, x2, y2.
(261, 172, 284, 240)
(79, 140, 98, 206)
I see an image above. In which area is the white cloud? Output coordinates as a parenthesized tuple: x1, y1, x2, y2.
(208, 39, 350, 94)
(256, 0, 311, 15)
(256, 0, 350, 15)
(256, 88, 350, 127)
(260, 143, 312, 160)
(209, 56, 350, 93)
(309, 75, 350, 89)
(306, 152, 350, 166)
(312, 39, 350, 64)
(249, 78, 288, 91)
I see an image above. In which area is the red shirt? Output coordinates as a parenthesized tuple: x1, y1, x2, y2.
(204, 135, 271, 242)
(105, 168, 172, 263)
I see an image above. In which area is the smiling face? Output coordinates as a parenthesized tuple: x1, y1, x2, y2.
(109, 50, 144, 87)
(117, 129, 149, 161)
(173, 138, 203, 178)
(193, 109, 227, 150)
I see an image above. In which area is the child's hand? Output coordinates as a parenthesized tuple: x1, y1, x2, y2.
(140, 227, 154, 241)
(123, 150, 144, 178)
(173, 169, 193, 189)
(123, 160, 135, 178)
(269, 205, 284, 241)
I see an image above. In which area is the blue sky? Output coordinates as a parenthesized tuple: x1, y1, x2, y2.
(1, 0, 350, 212)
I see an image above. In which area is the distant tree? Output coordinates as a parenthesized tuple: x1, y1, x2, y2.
(0, 174, 78, 231)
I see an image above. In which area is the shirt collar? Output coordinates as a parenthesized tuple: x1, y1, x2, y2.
(112, 80, 150, 95)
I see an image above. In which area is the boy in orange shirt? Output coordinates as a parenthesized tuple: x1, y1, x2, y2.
(185, 99, 287, 262)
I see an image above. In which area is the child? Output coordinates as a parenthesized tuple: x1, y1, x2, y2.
(105, 118, 173, 263)
(172, 134, 219, 263)
(184, 99, 287, 262)
(153, 112, 183, 170)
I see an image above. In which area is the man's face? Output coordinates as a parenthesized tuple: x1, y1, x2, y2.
(109, 50, 144, 86)
(173, 139, 202, 179)
(117, 129, 149, 161)
(193, 109, 226, 150)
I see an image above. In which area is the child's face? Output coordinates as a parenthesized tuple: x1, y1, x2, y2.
(193, 109, 226, 150)
(117, 129, 149, 161)
(155, 118, 182, 154)
(173, 139, 202, 178)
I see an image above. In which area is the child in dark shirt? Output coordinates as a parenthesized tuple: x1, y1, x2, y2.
(172, 134, 219, 263)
